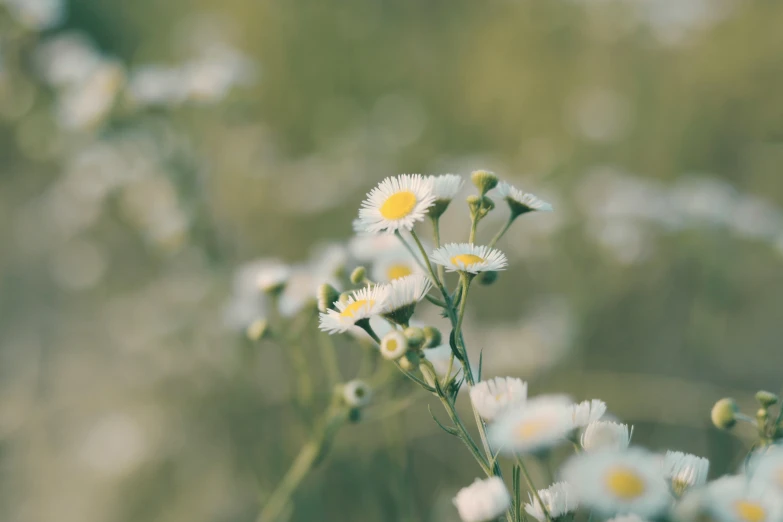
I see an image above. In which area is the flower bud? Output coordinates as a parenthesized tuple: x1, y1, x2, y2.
(477, 196, 495, 218)
(711, 398, 738, 429)
(756, 391, 779, 408)
(350, 266, 367, 285)
(404, 326, 425, 350)
(423, 326, 442, 348)
(478, 270, 499, 285)
(317, 283, 340, 312)
(246, 318, 269, 341)
(471, 170, 499, 195)
(380, 330, 408, 360)
(467, 195, 482, 215)
(341, 379, 372, 408)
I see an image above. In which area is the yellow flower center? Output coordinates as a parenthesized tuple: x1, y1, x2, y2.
(387, 264, 413, 280)
(384, 338, 399, 353)
(380, 191, 417, 220)
(340, 299, 373, 319)
(450, 254, 485, 267)
(735, 501, 766, 522)
(515, 418, 551, 439)
(604, 466, 646, 500)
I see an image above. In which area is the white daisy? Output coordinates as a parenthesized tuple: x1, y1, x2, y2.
(278, 268, 322, 318)
(380, 330, 408, 360)
(381, 274, 433, 326)
(356, 174, 436, 234)
(497, 181, 554, 216)
(469, 377, 528, 421)
(562, 448, 671, 518)
(371, 248, 424, 283)
(430, 173, 464, 200)
(750, 447, 783, 496)
(524, 482, 579, 522)
(342, 380, 372, 408)
(256, 260, 291, 293)
(664, 451, 709, 496)
(570, 399, 608, 428)
(703, 475, 783, 522)
(430, 243, 508, 274)
(453, 477, 512, 522)
(488, 395, 574, 455)
(318, 285, 388, 334)
(581, 421, 633, 452)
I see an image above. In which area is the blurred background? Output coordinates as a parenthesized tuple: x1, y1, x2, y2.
(2, 0, 783, 520)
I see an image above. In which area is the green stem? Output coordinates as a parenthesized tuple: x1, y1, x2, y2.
(257, 408, 348, 522)
(488, 215, 516, 249)
(424, 294, 447, 308)
(455, 274, 473, 376)
(394, 230, 430, 274)
(516, 456, 551, 522)
(431, 216, 447, 285)
(469, 216, 479, 244)
(410, 229, 450, 300)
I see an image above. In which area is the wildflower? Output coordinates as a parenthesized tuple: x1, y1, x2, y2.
(380, 330, 408, 360)
(497, 181, 554, 217)
(471, 170, 499, 195)
(371, 249, 424, 283)
(319, 285, 388, 334)
(749, 446, 783, 495)
(430, 243, 508, 274)
(581, 421, 633, 452)
(703, 475, 783, 522)
(524, 482, 579, 522)
(570, 399, 608, 428)
(488, 396, 574, 455)
(256, 261, 290, 294)
(381, 274, 432, 326)
(453, 477, 511, 522)
(356, 174, 436, 234)
(562, 448, 671, 517)
(664, 451, 709, 496)
(428, 174, 464, 218)
(342, 380, 372, 408)
(469, 377, 528, 421)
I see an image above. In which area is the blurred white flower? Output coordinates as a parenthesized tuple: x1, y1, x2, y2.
(570, 399, 608, 428)
(35, 32, 101, 87)
(489, 395, 574, 455)
(3, 0, 64, 30)
(469, 377, 528, 421)
(581, 421, 633, 452)
(453, 477, 511, 522)
(664, 451, 709, 496)
(703, 475, 783, 522)
(524, 482, 579, 522)
(371, 248, 424, 283)
(342, 380, 372, 408)
(57, 61, 125, 130)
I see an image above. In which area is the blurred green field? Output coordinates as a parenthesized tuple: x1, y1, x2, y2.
(2, 0, 783, 521)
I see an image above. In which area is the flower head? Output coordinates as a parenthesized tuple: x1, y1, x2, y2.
(319, 285, 388, 334)
(497, 181, 553, 216)
(256, 260, 291, 294)
(524, 482, 579, 522)
(664, 451, 709, 496)
(453, 476, 512, 522)
(581, 421, 633, 452)
(488, 395, 574, 455)
(469, 377, 528, 421)
(562, 448, 671, 517)
(357, 174, 436, 234)
(380, 274, 432, 326)
(371, 249, 424, 283)
(428, 173, 464, 217)
(380, 330, 408, 360)
(570, 399, 608, 429)
(342, 380, 372, 408)
(703, 475, 783, 522)
(430, 243, 508, 274)
(750, 447, 783, 495)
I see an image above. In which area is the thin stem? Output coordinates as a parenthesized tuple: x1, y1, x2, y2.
(455, 274, 473, 379)
(488, 215, 516, 249)
(410, 229, 450, 300)
(431, 216, 447, 285)
(394, 230, 429, 274)
(425, 294, 447, 308)
(516, 456, 551, 522)
(469, 216, 479, 244)
(356, 319, 381, 344)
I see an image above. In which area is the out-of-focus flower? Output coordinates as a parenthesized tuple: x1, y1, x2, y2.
(342, 380, 372, 408)
(469, 377, 528, 421)
(35, 32, 102, 87)
(570, 399, 608, 428)
(371, 248, 424, 283)
(489, 395, 573, 455)
(3, 0, 65, 30)
(581, 421, 633, 452)
(524, 482, 579, 522)
(664, 451, 709, 496)
(57, 61, 125, 130)
(453, 477, 511, 522)
(703, 475, 783, 522)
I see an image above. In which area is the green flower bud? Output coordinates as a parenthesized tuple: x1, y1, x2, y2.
(317, 283, 341, 312)
(350, 266, 367, 285)
(711, 398, 738, 430)
(404, 326, 425, 350)
(471, 170, 499, 195)
(246, 318, 269, 341)
(477, 196, 495, 218)
(348, 407, 362, 423)
(756, 391, 779, 408)
(467, 194, 482, 215)
(423, 326, 442, 348)
(478, 270, 499, 286)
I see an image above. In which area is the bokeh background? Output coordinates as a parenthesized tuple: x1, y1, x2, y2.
(2, 0, 783, 520)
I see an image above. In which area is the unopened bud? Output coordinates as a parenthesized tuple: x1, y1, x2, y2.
(423, 326, 442, 348)
(711, 398, 738, 429)
(404, 326, 425, 350)
(471, 170, 499, 195)
(477, 196, 495, 218)
(478, 270, 499, 285)
(246, 318, 269, 341)
(350, 266, 367, 285)
(317, 283, 340, 312)
(756, 391, 779, 408)
(467, 194, 482, 215)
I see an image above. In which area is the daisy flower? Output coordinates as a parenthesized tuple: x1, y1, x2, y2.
(703, 475, 783, 522)
(453, 477, 512, 522)
(356, 174, 436, 234)
(255, 260, 291, 294)
(570, 399, 608, 429)
(380, 330, 408, 360)
(428, 173, 464, 217)
(469, 377, 528, 421)
(581, 421, 633, 452)
(488, 395, 574, 455)
(371, 249, 424, 283)
(319, 285, 388, 334)
(524, 482, 579, 522)
(497, 181, 553, 216)
(430, 243, 508, 274)
(381, 274, 433, 326)
(342, 380, 372, 408)
(562, 448, 671, 518)
(749, 446, 783, 494)
(664, 451, 709, 496)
